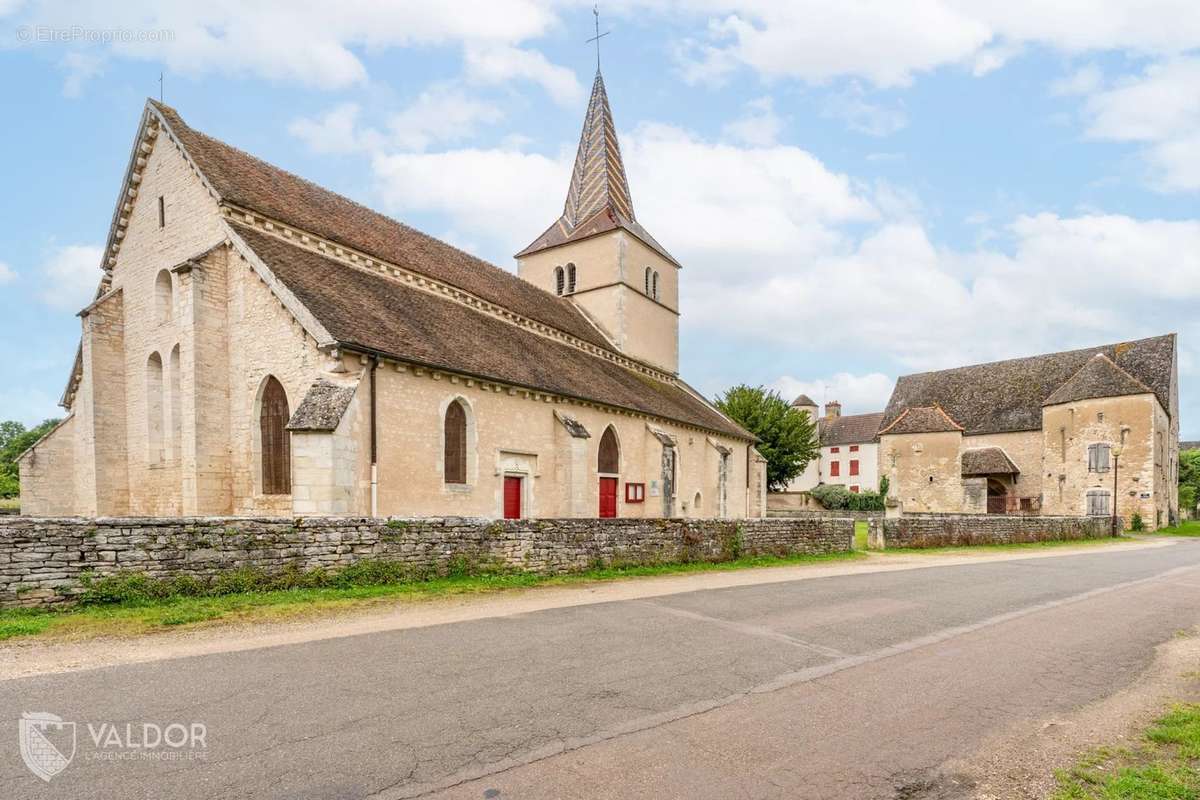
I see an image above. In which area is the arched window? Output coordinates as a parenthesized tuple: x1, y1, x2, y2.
(155, 270, 173, 323)
(644, 267, 652, 295)
(598, 426, 619, 474)
(652, 271, 660, 301)
(146, 352, 164, 464)
(554, 266, 565, 296)
(693, 491, 703, 514)
(566, 263, 577, 294)
(444, 400, 467, 484)
(168, 345, 181, 461)
(260, 376, 291, 494)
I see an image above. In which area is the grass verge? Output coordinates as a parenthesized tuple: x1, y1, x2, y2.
(1052, 703, 1200, 799)
(0, 497, 18, 513)
(1158, 520, 1200, 537)
(0, 550, 864, 642)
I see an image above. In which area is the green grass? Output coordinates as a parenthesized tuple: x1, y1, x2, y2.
(1158, 520, 1200, 537)
(1052, 704, 1200, 799)
(878, 536, 1134, 556)
(0, 550, 865, 642)
(854, 520, 869, 550)
(0, 497, 18, 513)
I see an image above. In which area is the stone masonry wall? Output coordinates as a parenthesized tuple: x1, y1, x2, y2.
(0, 516, 853, 607)
(881, 514, 1118, 548)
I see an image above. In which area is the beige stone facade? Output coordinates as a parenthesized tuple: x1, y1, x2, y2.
(19, 91, 760, 521)
(878, 338, 1180, 530)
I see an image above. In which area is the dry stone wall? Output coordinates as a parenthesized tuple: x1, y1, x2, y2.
(0, 516, 853, 607)
(881, 514, 1118, 548)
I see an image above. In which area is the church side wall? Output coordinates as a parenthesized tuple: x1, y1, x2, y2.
(367, 363, 751, 519)
(17, 416, 77, 516)
(224, 247, 327, 516)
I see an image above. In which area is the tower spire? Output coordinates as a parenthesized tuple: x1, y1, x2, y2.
(563, 69, 634, 228)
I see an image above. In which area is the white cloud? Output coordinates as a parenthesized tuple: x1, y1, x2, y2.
(372, 147, 569, 251)
(821, 83, 907, 137)
(0, 261, 16, 283)
(464, 44, 583, 106)
(292, 88, 504, 156)
(58, 51, 104, 97)
(9, 0, 565, 90)
(288, 103, 381, 155)
(38, 244, 103, 311)
(1076, 57, 1200, 191)
(386, 87, 504, 151)
(672, 1, 1200, 88)
(771, 373, 895, 415)
(721, 96, 782, 146)
(1050, 64, 1103, 96)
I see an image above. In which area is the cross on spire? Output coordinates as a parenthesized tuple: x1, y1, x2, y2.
(586, 4, 609, 72)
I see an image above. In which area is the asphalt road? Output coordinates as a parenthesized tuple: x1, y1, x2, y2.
(4, 541, 1200, 800)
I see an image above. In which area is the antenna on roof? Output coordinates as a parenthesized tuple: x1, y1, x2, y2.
(586, 4, 610, 72)
(158, 71, 164, 103)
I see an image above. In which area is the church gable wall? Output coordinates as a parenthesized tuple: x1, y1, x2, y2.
(107, 126, 227, 515)
(17, 415, 77, 516)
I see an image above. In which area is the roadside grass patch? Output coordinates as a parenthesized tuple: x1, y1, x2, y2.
(854, 520, 869, 550)
(1051, 704, 1200, 799)
(0, 497, 19, 513)
(0, 550, 863, 642)
(1159, 520, 1200, 537)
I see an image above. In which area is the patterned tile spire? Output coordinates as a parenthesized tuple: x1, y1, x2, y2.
(563, 69, 635, 228)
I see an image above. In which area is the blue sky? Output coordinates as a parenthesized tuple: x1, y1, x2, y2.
(1, 2, 1198, 435)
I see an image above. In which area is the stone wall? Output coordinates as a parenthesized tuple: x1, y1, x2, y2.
(0, 515, 853, 607)
(881, 514, 1119, 548)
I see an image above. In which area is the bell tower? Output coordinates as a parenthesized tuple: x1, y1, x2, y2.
(516, 68, 681, 374)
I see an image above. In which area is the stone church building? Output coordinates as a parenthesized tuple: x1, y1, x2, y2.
(877, 335, 1179, 529)
(19, 70, 766, 520)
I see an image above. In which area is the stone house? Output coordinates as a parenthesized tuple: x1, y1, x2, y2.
(877, 335, 1179, 529)
(18, 69, 764, 520)
(784, 398, 883, 495)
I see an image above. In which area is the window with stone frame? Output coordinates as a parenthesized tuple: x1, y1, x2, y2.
(644, 267, 652, 295)
(566, 263, 577, 294)
(651, 271, 659, 300)
(1086, 489, 1111, 516)
(1088, 443, 1111, 473)
(554, 266, 565, 296)
(444, 401, 468, 484)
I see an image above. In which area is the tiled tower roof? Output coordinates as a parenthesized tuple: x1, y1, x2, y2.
(517, 70, 680, 266)
(565, 70, 634, 227)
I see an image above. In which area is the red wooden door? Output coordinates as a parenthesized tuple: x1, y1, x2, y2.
(599, 477, 618, 518)
(503, 476, 522, 519)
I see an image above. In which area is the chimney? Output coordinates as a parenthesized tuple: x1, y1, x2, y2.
(825, 401, 841, 419)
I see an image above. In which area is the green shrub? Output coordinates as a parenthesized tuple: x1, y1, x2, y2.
(809, 484, 884, 512)
(1130, 512, 1145, 532)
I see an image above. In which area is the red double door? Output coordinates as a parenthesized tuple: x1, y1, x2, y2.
(598, 477, 618, 518)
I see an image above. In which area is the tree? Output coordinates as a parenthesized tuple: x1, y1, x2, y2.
(714, 385, 818, 492)
(0, 419, 61, 498)
(1180, 448, 1200, 517)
